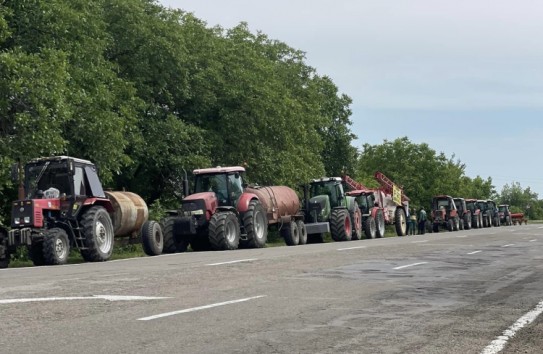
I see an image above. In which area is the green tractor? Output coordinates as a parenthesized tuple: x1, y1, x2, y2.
(303, 177, 362, 243)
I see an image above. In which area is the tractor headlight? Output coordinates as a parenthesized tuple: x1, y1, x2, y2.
(24, 216, 30, 224)
(14, 218, 20, 225)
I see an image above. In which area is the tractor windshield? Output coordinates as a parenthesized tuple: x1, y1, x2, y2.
(477, 201, 488, 212)
(434, 198, 450, 210)
(194, 173, 243, 207)
(310, 181, 340, 207)
(498, 205, 507, 213)
(466, 201, 477, 212)
(25, 161, 72, 199)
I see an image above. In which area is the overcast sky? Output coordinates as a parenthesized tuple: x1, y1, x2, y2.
(159, 0, 543, 197)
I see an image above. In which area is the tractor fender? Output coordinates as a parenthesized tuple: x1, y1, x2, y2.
(370, 207, 380, 219)
(82, 197, 114, 213)
(237, 193, 259, 213)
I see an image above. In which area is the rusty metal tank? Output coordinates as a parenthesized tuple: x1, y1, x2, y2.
(105, 191, 149, 237)
(245, 186, 300, 225)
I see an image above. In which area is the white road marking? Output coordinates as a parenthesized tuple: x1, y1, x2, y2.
(481, 299, 543, 354)
(0, 295, 170, 305)
(337, 246, 366, 251)
(411, 240, 428, 243)
(456, 234, 468, 238)
(467, 250, 482, 255)
(502, 244, 515, 248)
(529, 239, 537, 242)
(537, 226, 543, 229)
(393, 262, 428, 270)
(137, 295, 267, 321)
(206, 258, 257, 266)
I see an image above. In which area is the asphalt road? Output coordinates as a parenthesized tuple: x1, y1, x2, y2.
(1, 224, 543, 354)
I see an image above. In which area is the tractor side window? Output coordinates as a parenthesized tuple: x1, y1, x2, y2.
(228, 174, 243, 203)
(73, 167, 86, 196)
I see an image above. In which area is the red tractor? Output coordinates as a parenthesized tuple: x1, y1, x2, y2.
(344, 172, 409, 237)
(465, 198, 483, 229)
(2, 156, 151, 268)
(453, 197, 472, 230)
(431, 195, 460, 232)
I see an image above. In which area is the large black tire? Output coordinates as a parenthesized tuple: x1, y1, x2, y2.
(161, 217, 188, 253)
(453, 217, 460, 231)
(376, 209, 386, 238)
(330, 209, 352, 242)
(43, 228, 70, 265)
(243, 200, 268, 248)
(433, 223, 439, 233)
(394, 208, 407, 236)
(209, 212, 240, 250)
(350, 205, 363, 241)
(80, 206, 114, 262)
(297, 220, 307, 245)
(282, 221, 299, 246)
(447, 219, 454, 232)
(506, 216, 511, 226)
(141, 221, 163, 256)
(364, 216, 376, 239)
(464, 214, 472, 230)
(29, 242, 45, 266)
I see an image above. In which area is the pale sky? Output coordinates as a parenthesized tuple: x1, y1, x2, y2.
(159, 0, 543, 197)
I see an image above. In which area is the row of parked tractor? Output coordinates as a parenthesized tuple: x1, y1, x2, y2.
(428, 195, 526, 233)
(0, 156, 527, 269)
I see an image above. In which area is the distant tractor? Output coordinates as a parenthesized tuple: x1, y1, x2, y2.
(477, 200, 492, 227)
(465, 199, 483, 228)
(453, 197, 472, 230)
(343, 172, 410, 237)
(498, 204, 513, 226)
(2, 156, 151, 268)
(488, 200, 501, 227)
(304, 177, 362, 243)
(346, 189, 386, 239)
(431, 195, 460, 232)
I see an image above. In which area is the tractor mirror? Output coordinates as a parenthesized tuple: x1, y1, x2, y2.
(10, 163, 19, 182)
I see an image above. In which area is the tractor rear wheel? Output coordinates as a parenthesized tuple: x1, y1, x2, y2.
(243, 200, 268, 248)
(297, 220, 307, 245)
(282, 221, 299, 246)
(453, 217, 460, 231)
(506, 216, 511, 226)
(364, 216, 376, 239)
(331, 209, 352, 242)
(43, 228, 70, 265)
(161, 217, 188, 253)
(209, 212, 240, 250)
(80, 206, 114, 262)
(394, 208, 407, 236)
(141, 221, 163, 256)
(464, 214, 472, 230)
(376, 209, 386, 238)
(448, 219, 454, 232)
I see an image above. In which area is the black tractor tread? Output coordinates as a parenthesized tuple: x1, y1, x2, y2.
(43, 228, 70, 265)
(350, 205, 363, 240)
(282, 221, 299, 246)
(80, 206, 114, 262)
(448, 219, 454, 232)
(243, 200, 268, 248)
(161, 217, 181, 253)
(330, 209, 352, 242)
(296, 220, 307, 245)
(141, 221, 164, 256)
(208, 212, 240, 250)
(464, 214, 472, 230)
(376, 209, 386, 238)
(364, 216, 376, 239)
(394, 208, 407, 236)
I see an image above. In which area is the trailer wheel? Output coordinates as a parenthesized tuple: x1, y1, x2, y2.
(331, 209, 352, 242)
(394, 208, 407, 236)
(243, 200, 268, 248)
(43, 228, 70, 265)
(376, 209, 386, 238)
(141, 221, 163, 256)
(282, 221, 299, 246)
(209, 212, 240, 250)
(29, 242, 45, 266)
(350, 205, 363, 240)
(297, 220, 307, 245)
(364, 216, 376, 239)
(80, 206, 114, 262)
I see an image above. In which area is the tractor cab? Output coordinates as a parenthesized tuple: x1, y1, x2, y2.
(11, 156, 106, 228)
(193, 167, 244, 208)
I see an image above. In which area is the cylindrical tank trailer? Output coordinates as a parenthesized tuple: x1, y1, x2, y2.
(105, 191, 149, 237)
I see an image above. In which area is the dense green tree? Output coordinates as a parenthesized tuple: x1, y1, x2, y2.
(499, 182, 542, 219)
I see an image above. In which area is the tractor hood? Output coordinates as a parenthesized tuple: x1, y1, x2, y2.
(308, 195, 331, 222)
(182, 192, 218, 221)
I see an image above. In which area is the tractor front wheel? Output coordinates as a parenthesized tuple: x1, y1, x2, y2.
(209, 212, 240, 250)
(80, 206, 114, 262)
(43, 228, 70, 265)
(376, 209, 386, 238)
(350, 205, 363, 241)
(394, 208, 407, 236)
(161, 217, 188, 253)
(243, 200, 268, 248)
(364, 216, 376, 239)
(331, 209, 352, 242)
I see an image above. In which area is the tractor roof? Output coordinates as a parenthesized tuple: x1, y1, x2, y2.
(465, 198, 478, 202)
(310, 177, 342, 183)
(433, 195, 453, 200)
(453, 197, 465, 201)
(346, 189, 374, 196)
(28, 155, 94, 165)
(499, 204, 509, 207)
(193, 166, 245, 175)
